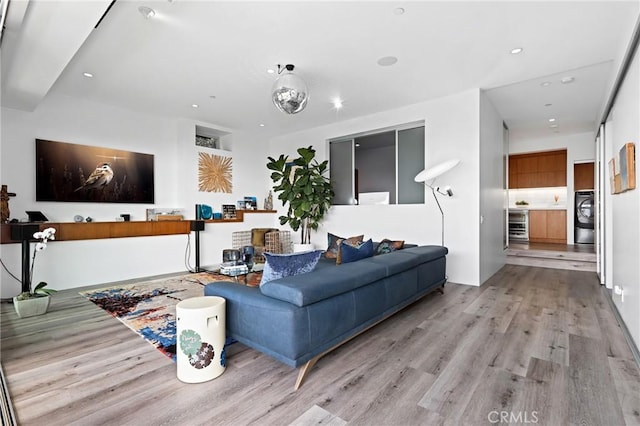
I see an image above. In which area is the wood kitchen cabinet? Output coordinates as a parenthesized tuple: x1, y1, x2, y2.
(509, 150, 567, 188)
(574, 162, 595, 190)
(528, 210, 567, 244)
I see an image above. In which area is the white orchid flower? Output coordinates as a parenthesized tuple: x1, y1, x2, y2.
(35, 242, 47, 251)
(33, 231, 43, 239)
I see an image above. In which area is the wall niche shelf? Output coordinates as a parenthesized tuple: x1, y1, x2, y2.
(0, 210, 277, 243)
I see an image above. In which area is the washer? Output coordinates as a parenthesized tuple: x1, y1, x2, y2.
(574, 190, 594, 244)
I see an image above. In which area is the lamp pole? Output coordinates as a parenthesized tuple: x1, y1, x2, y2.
(431, 186, 445, 246)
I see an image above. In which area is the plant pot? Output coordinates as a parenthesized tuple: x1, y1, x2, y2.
(13, 295, 51, 318)
(293, 243, 314, 253)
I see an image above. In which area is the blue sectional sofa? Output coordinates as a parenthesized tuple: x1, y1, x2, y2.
(204, 245, 448, 389)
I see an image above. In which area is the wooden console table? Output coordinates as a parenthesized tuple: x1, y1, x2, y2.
(0, 210, 276, 243)
(1, 210, 277, 292)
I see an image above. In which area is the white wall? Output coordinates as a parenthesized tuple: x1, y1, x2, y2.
(509, 131, 596, 244)
(0, 94, 275, 298)
(605, 47, 639, 349)
(269, 89, 486, 286)
(479, 92, 507, 283)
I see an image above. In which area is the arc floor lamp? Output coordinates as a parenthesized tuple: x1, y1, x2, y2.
(414, 159, 460, 246)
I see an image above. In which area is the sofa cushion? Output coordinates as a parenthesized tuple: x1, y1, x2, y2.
(325, 233, 363, 259)
(260, 250, 323, 285)
(260, 260, 388, 307)
(374, 239, 405, 255)
(338, 239, 374, 264)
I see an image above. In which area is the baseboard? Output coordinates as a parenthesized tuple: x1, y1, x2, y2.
(602, 286, 640, 369)
(0, 363, 17, 426)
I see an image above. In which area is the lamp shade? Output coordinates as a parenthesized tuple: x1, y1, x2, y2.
(414, 159, 460, 183)
(271, 70, 309, 114)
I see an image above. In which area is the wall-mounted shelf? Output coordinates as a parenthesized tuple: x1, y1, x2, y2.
(0, 210, 277, 244)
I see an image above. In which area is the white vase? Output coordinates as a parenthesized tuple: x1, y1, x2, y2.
(293, 243, 314, 253)
(13, 295, 51, 318)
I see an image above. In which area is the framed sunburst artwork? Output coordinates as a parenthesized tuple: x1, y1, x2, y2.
(198, 152, 232, 193)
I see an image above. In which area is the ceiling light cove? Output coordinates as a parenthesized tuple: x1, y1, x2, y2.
(510, 47, 523, 54)
(377, 56, 398, 67)
(83, 72, 94, 78)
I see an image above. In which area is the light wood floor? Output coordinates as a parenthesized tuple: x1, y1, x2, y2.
(1, 265, 639, 425)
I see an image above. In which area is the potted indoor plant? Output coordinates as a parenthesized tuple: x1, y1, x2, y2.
(13, 227, 58, 318)
(267, 146, 334, 251)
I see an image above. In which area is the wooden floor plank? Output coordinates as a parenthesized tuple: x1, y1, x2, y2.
(568, 334, 626, 426)
(1, 264, 638, 425)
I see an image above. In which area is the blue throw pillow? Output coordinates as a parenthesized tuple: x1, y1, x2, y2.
(260, 250, 323, 285)
(375, 239, 405, 255)
(339, 239, 374, 264)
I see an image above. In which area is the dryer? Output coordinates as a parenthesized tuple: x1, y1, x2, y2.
(574, 190, 594, 244)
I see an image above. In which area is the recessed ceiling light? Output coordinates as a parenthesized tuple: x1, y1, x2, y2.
(191, 104, 199, 108)
(544, 103, 552, 107)
(549, 124, 559, 128)
(394, 7, 405, 15)
(377, 56, 398, 67)
(83, 72, 94, 78)
(332, 98, 343, 110)
(561, 76, 575, 84)
(548, 118, 556, 122)
(266, 69, 275, 74)
(209, 95, 216, 99)
(259, 123, 265, 127)
(510, 47, 523, 54)
(541, 81, 552, 87)
(138, 6, 156, 19)
(355, 143, 361, 147)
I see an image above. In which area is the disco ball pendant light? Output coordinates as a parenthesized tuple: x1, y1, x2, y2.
(271, 64, 308, 114)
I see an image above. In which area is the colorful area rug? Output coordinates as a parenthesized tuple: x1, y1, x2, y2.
(80, 271, 260, 361)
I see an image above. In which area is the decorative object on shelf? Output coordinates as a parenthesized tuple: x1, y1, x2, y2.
(198, 152, 232, 193)
(35, 139, 154, 204)
(244, 196, 257, 210)
(264, 190, 273, 211)
(222, 204, 236, 219)
(1, 185, 16, 224)
(85, 217, 93, 222)
(195, 134, 220, 149)
(271, 64, 309, 115)
(554, 194, 560, 204)
(267, 146, 334, 245)
(146, 208, 183, 221)
(13, 227, 58, 318)
(73, 214, 84, 222)
(120, 214, 130, 221)
(609, 142, 636, 194)
(195, 204, 213, 220)
(414, 159, 460, 246)
(515, 200, 529, 206)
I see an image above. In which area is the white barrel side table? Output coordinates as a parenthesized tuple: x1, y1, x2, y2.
(176, 296, 226, 383)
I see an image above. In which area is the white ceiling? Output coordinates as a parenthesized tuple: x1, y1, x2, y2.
(2, 1, 639, 140)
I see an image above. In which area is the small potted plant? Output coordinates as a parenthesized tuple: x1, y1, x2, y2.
(13, 227, 58, 318)
(267, 146, 334, 251)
